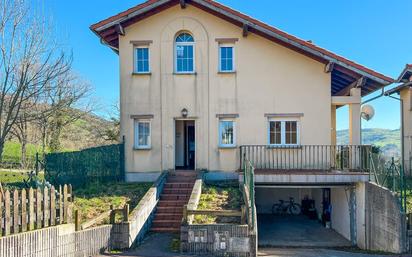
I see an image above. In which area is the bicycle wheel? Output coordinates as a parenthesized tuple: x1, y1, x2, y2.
(272, 204, 283, 215)
(288, 203, 301, 215)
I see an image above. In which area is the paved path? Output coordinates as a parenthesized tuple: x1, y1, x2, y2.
(96, 233, 405, 257)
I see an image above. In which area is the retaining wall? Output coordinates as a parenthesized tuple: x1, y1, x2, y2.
(365, 182, 407, 253)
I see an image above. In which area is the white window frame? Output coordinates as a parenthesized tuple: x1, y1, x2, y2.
(134, 46, 151, 74)
(218, 44, 235, 72)
(134, 119, 151, 149)
(268, 118, 300, 146)
(175, 33, 195, 74)
(218, 119, 236, 148)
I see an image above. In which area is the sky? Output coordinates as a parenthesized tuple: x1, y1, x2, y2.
(40, 0, 412, 130)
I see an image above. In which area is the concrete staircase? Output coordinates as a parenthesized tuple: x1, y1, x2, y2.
(151, 171, 197, 233)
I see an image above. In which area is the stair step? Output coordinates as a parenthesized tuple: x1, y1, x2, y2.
(152, 220, 181, 228)
(154, 213, 183, 220)
(157, 200, 188, 207)
(160, 194, 190, 201)
(150, 227, 180, 233)
(164, 183, 194, 189)
(163, 188, 192, 194)
(157, 206, 184, 213)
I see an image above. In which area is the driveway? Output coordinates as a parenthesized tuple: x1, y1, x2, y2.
(258, 214, 351, 248)
(259, 248, 401, 257)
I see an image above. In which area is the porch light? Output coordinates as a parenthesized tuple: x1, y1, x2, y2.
(181, 108, 188, 117)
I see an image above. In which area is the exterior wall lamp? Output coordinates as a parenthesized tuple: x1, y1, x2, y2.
(181, 108, 188, 118)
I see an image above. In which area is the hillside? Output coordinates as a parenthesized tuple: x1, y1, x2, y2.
(337, 128, 400, 158)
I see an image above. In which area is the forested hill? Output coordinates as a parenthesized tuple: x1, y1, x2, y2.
(337, 128, 400, 158)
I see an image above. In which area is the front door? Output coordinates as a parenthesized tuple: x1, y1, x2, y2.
(175, 120, 195, 170)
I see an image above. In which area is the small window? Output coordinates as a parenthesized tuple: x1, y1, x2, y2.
(175, 33, 195, 73)
(219, 120, 236, 147)
(134, 120, 151, 149)
(268, 120, 299, 146)
(219, 46, 234, 72)
(135, 47, 150, 73)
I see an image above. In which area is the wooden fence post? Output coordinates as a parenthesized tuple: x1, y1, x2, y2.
(4, 190, 10, 236)
(63, 185, 68, 224)
(58, 185, 63, 224)
(36, 189, 42, 229)
(109, 205, 115, 224)
(43, 187, 49, 227)
(123, 204, 129, 222)
(29, 188, 34, 231)
(50, 186, 56, 226)
(13, 190, 19, 234)
(182, 205, 188, 225)
(75, 210, 80, 231)
(21, 189, 27, 232)
(0, 190, 2, 236)
(240, 205, 247, 225)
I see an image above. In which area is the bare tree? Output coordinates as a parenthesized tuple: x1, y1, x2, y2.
(0, 0, 72, 160)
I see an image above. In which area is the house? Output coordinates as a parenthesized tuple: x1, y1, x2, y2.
(385, 64, 412, 176)
(91, 0, 405, 253)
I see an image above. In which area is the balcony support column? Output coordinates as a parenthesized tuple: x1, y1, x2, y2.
(349, 88, 361, 145)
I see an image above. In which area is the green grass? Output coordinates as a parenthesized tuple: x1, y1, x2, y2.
(0, 170, 44, 190)
(73, 182, 152, 224)
(194, 181, 242, 224)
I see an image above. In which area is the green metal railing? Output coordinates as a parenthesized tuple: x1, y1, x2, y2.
(242, 154, 256, 229)
(370, 154, 407, 212)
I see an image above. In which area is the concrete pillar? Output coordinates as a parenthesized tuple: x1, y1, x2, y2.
(331, 105, 337, 145)
(349, 185, 357, 246)
(349, 88, 361, 145)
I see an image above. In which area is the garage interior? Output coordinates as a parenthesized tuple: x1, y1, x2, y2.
(256, 185, 355, 248)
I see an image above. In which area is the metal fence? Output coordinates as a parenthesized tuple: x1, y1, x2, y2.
(242, 155, 256, 230)
(45, 141, 125, 187)
(240, 145, 372, 172)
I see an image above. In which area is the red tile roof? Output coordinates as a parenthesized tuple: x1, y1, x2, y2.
(90, 0, 394, 85)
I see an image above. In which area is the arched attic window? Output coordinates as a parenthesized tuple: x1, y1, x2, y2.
(175, 32, 195, 73)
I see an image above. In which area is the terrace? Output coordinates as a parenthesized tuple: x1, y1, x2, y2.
(240, 145, 372, 185)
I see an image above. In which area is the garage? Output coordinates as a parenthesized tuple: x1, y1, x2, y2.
(256, 186, 355, 248)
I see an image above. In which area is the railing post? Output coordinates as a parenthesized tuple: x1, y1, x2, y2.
(120, 136, 126, 182)
(75, 210, 81, 231)
(109, 205, 115, 224)
(241, 205, 246, 225)
(182, 204, 188, 225)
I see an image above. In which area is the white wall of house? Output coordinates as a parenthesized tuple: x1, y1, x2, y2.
(331, 187, 351, 240)
(118, 5, 332, 175)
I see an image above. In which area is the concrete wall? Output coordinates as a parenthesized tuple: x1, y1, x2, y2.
(119, 5, 332, 175)
(255, 188, 312, 214)
(331, 187, 350, 241)
(365, 182, 406, 253)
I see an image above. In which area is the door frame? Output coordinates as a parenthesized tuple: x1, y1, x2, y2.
(174, 119, 196, 170)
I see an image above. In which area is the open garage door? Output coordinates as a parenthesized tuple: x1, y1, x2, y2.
(256, 186, 356, 248)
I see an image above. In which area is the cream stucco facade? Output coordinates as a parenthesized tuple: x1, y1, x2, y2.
(118, 5, 342, 176)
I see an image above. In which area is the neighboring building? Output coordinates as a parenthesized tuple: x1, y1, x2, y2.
(91, 0, 401, 251)
(385, 64, 412, 175)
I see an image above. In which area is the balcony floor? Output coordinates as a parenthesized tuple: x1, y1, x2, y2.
(254, 169, 370, 185)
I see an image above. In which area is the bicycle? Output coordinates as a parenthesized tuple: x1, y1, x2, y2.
(272, 197, 302, 215)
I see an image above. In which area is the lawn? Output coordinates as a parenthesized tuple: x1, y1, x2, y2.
(194, 181, 242, 224)
(73, 182, 152, 224)
(0, 170, 152, 225)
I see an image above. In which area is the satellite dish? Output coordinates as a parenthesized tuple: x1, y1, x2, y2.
(361, 105, 375, 121)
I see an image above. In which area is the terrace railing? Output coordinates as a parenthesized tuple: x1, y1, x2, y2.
(240, 145, 372, 172)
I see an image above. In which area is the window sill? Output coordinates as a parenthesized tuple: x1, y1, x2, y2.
(132, 72, 152, 76)
(133, 147, 152, 151)
(218, 71, 236, 74)
(173, 72, 197, 75)
(219, 145, 237, 149)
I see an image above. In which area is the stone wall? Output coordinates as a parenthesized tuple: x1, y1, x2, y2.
(365, 182, 407, 253)
(181, 224, 251, 257)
